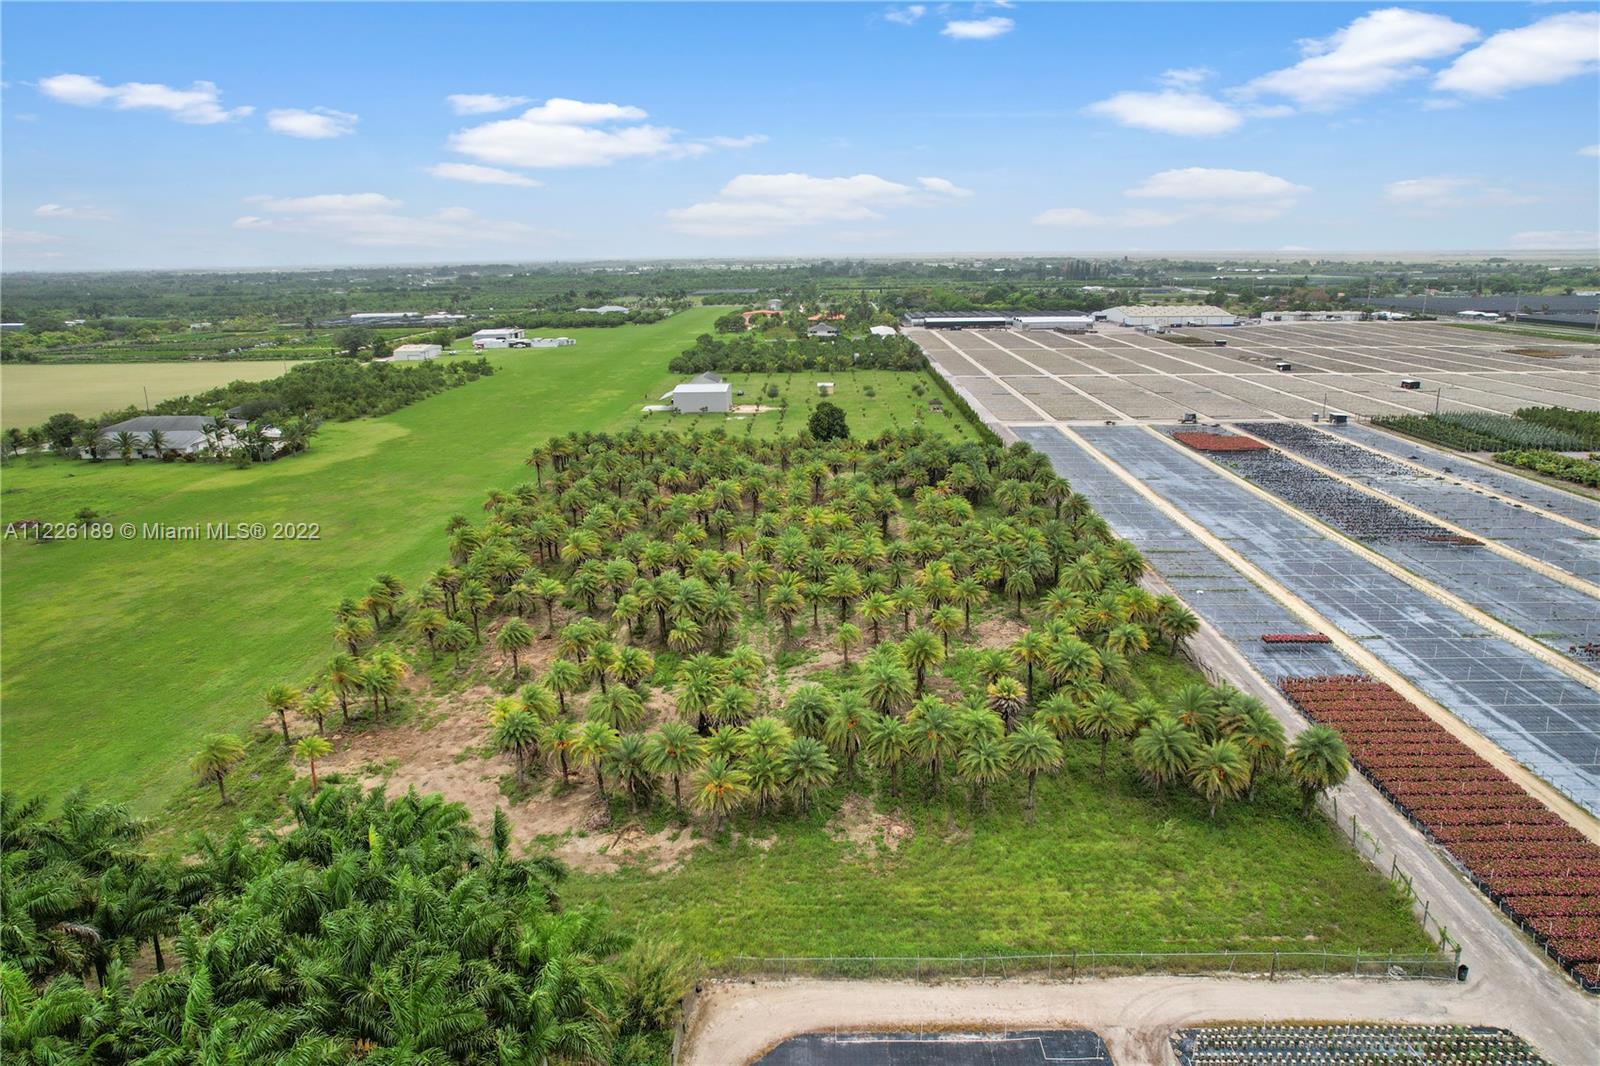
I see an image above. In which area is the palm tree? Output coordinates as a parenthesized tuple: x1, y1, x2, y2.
(1075, 690, 1134, 778)
(294, 735, 333, 795)
(859, 650, 914, 716)
(857, 591, 893, 644)
(835, 622, 861, 669)
(782, 682, 836, 738)
(495, 617, 536, 676)
(494, 708, 542, 787)
(144, 426, 167, 458)
(823, 567, 863, 623)
(890, 584, 923, 634)
(190, 733, 246, 804)
(645, 722, 704, 812)
(986, 676, 1027, 732)
(952, 576, 987, 632)
(957, 734, 1010, 810)
(533, 576, 566, 634)
(459, 580, 493, 641)
(264, 683, 299, 745)
(437, 619, 473, 669)
(1169, 682, 1218, 741)
(333, 615, 373, 656)
(1189, 738, 1251, 819)
(1010, 630, 1047, 703)
(899, 628, 943, 695)
(922, 602, 958, 653)
(410, 607, 448, 655)
(607, 733, 654, 810)
(1286, 725, 1350, 815)
(766, 577, 804, 645)
(822, 692, 870, 778)
(689, 756, 750, 835)
(909, 697, 957, 794)
(1233, 704, 1287, 800)
(300, 689, 335, 736)
(1043, 634, 1101, 691)
(115, 429, 138, 463)
(1154, 596, 1200, 653)
(573, 721, 620, 798)
(327, 653, 360, 724)
(862, 712, 912, 795)
(1005, 722, 1062, 811)
(782, 737, 837, 811)
(590, 686, 646, 732)
(542, 718, 580, 782)
(546, 658, 585, 714)
(1131, 716, 1199, 795)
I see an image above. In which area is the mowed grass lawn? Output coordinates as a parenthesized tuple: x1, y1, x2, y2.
(627, 368, 980, 441)
(565, 719, 1432, 961)
(2, 360, 311, 429)
(6, 308, 838, 810)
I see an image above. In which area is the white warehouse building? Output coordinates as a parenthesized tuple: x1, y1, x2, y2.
(472, 327, 527, 349)
(650, 372, 732, 414)
(1098, 304, 1237, 327)
(381, 343, 442, 362)
(1013, 314, 1095, 332)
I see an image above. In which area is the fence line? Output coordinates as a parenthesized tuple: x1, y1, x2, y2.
(1329, 794, 1466, 965)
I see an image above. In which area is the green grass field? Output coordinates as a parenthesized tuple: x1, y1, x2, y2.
(0, 310, 976, 811)
(629, 369, 978, 441)
(2, 360, 311, 429)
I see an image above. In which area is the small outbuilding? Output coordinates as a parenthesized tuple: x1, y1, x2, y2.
(816, 381, 835, 396)
(382, 343, 442, 362)
(657, 372, 732, 413)
(472, 327, 526, 349)
(807, 323, 839, 339)
(577, 304, 629, 314)
(868, 325, 898, 337)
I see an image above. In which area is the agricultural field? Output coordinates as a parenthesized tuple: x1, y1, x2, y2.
(236, 428, 1429, 966)
(3, 308, 795, 811)
(1, 359, 308, 429)
(633, 369, 980, 442)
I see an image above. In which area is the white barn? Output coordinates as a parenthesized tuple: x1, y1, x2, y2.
(654, 372, 732, 413)
(472, 327, 526, 349)
(868, 325, 898, 337)
(381, 343, 441, 362)
(1098, 305, 1237, 327)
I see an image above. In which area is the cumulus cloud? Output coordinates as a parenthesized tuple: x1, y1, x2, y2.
(34, 203, 112, 221)
(1508, 230, 1599, 251)
(1382, 176, 1533, 208)
(1581, 145, 1600, 158)
(425, 162, 542, 187)
(1244, 8, 1480, 109)
(266, 107, 358, 139)
(941, 17, 1014, 40)
(1035, 167, 1308, 229)
(447, 93, 530, 115)
(1434, 12, 1600, 97)
(1084, 90, 1242, 137)
(666, 172, 969, 237)
(448, 97, 702, 169)
(234, 192, 543, 249)
(37, 73, 252, 124)
(884, 5, 926, 26)
(1159, 67, 1215, 89)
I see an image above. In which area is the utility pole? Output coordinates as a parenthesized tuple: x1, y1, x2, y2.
(1435, 387, 1442, 416)
(143, 386, 150, 413)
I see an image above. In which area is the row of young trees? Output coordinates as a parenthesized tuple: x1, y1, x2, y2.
(2, 787, 686, 1063)
(669, 333, 926, 374)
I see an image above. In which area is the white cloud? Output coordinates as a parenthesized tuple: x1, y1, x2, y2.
(1581, 145, 1600, 158)
(1245, 8, 1480, 109)
(941, 17, 1014, 40)
(2, 228, 62, 245)
(425, 162, 542, 187)
(666, 172, 968, 237)
(447, 93, 530, 115)
(1382, 176, 1533, 208)
(1508, 230, 1599, 251)
(33, 203, 112, 221)
(1084, 90, 1242, 137)
(1160, 67, 1214, 88)
(917, 176, 973, 197)
(266, 107, 358, 139)
(234, 193, 544, 249)
(37, 73, 252, 124)
(1035, 167, 1308, 229)
(702, 134, 768, 149)
(1126, 167, 1308, 201)
(246, 193, 401, 213)
(448, 97, 698, 169)
(1434, 12, 1600, 97)
(884, 5, 926, 26)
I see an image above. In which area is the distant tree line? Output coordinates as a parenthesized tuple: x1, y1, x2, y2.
(670, 334, 927, 374)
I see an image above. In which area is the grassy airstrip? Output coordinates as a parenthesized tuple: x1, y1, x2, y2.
(6, 308, 905, 810)
(2, 360, 311, 429)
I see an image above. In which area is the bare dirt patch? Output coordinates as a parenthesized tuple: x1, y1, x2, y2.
(1507, 347, 1572, 360)
(973, 616, 1027, 648)
(829, 795, 913, 855)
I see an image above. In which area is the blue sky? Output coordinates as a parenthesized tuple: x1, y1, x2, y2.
(3, 2, 1597, 269)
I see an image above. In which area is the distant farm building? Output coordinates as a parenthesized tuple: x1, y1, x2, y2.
(472, 327, 527, 349)
(349, 312, 423, 323)
(422, 312, 468, 323)
(649, 372, 732, 414)
(1258, 310, 1365, 323)
(816, 381, 835, 396)
(526, 336, 576, 348)
(869, 325, 898, 337)
(1014, 314, 1094, 332)
(381, 343, 442, 362)
(900, 312, 1011, 330)
(577, 304, 629, 314)
(1098, 305, 1237, 327)
(807, 322, 839, 339)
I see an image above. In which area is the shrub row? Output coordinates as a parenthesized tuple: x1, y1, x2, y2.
(670, 333, 927, 374)
(1493, 449, 1600, 489)
(1279, 674, 1600, 992)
